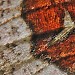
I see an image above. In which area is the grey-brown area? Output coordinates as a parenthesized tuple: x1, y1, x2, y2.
(0, 0, 74, 75)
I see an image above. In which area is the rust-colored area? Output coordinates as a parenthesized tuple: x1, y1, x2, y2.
(64, 2, 75, 21)
(32, 33, 75, 72)
(22, 0, 75, 34)
(23, 0, 51, 13)
(22, 0, 75, 73)
(57, 55, 75, 72)
(25, 6, 65, 34)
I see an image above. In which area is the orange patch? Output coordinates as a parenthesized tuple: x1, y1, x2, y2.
(22, 0, 75, 73)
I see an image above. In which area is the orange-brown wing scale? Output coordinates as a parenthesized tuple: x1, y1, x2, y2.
(64, 1, 75, 22)
(32, 32, 75, 72)
(25, 6, 65, 34)
(57, 55, 75, 73)
(23, 0, 66, 34)
(22, 0, 75, 73)
(23, 0, 51, 13)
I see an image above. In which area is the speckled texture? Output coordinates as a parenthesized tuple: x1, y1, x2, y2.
(0, 0, 74, 75)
